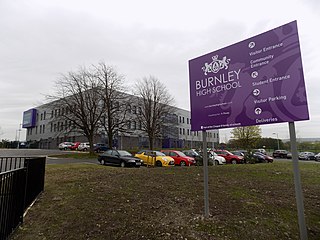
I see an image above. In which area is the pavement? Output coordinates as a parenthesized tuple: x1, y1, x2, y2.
(0, 149, 99, 165)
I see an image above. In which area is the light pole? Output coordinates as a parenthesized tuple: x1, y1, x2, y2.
(17, 124, 22, 149)
(273, 132, 280, 150)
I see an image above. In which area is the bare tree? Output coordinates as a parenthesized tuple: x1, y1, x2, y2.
(47, 66, 105, 154)
(94, 62, 130, 149)
(134, 76, 175, 150)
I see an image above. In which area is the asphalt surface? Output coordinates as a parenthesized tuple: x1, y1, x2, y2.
(0, 149, 98, 165)
(0, 149, 319, 165)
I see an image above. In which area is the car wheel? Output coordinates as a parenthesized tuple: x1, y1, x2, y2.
(264, 159, 269, 163)
(180, 161, 186, 167)
(83, 148, 87, 151)
(214, 160, 219, 165)
(120, 161, 125, 168)
(64, 147, 68, 150)
(100, 159, 105, 165)
(231, 159, 237, 164)
(156, 161, 162, 167)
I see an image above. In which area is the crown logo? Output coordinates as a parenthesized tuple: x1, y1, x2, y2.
(202, 55, 231, 75)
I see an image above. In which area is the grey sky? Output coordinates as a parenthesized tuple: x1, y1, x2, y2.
(0, 0, 319, 141)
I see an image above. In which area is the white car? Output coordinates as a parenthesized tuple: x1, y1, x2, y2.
(58, 142, 73, 150)
(77, 142, 90, 151)
(298, 152, 315, 160)
(209, 151, 226, 165)
(315, 153, 320, 161)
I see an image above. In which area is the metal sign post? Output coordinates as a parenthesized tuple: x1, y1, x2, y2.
(202, 130, 209, 217)
(289, 122, 308, 240)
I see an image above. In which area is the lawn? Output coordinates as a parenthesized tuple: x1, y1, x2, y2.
(11, 162, 320, 240)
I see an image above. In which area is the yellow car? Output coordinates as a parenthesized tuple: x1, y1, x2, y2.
(135, 150, 175, 167)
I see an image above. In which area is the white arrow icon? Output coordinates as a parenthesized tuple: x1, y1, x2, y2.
(253, 89, 260, 96)
(251, 71, 258, 78)
(255, 107, 262, 115)
(248, 41, 255, 49)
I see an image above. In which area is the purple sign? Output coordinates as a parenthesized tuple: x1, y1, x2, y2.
(189, 21, 309, 131)
(22, 108, 37, 128)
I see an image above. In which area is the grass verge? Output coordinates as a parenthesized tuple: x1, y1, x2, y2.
(11, 162, 320, 240)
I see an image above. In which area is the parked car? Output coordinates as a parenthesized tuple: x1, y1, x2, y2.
(98, 150, 142, 168)
(253, 148, 267, 154)
(69, 142, 81, 150)
(94, 143, 109, 153)
(253, 152, 273, 163)
(182, 149, 203, 165)
(161, 150, 196, 166)
(287, 152, 292, 159)
(58, 142, 73, 150)
(209, 151, 226, 165)
(135, 150, 175, 167)
(272, 150, 288, 158)
(315, 153, 320, 161)
(298, 152, 315, 160)
(78, 142, 90, 151)
(214, 150, 245, 164)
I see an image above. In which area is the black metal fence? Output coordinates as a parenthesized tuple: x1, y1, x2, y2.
(0, 157, 25, 174)
(0, 157, 46, 240)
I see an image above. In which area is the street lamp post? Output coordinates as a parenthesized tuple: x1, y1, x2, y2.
(273, 132, 280, 150)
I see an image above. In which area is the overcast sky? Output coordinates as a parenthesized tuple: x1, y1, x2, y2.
(0, 0, 319, 142)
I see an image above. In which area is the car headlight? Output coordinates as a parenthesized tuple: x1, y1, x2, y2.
(128, 160, 135, 163)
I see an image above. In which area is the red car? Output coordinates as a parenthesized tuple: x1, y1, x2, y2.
(69, 142, 81, 150)
(214, 150, 245, 164)
(161, 150, 196, 166)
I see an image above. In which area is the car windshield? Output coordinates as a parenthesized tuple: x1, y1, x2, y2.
(117, 150, 132, 157)
(154, 151, 165, 156)
(176, 151, 186, 157)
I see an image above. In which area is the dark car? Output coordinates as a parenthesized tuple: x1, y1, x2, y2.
(272, 150, 288, 158)
(94, 143, 109, 153)
(98, 150, 142, 168)
(182, 149, 215, 166)
(253, 152, 273, 163)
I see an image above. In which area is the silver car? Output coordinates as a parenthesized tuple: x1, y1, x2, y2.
(298, 152, 315, 160)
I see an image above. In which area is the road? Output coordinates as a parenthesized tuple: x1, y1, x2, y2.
(1, 149, 319, 165)
(0, 149, 98, 165)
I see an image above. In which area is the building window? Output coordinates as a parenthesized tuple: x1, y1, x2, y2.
(183, 128, 185, 135)
(183, 117, 185, 123)
(35, 126, 38, 134)
(44, 111, 46, 120)
(43, 125, 45, 134)
(40, 113, 43, 121)
(179, 116, 181, 123)
(187, 118, 189, 124)
(179, 128, 182, 134)
(40, 125, 42, 134)
(127, 120, 131, 129)
(187, 129, 189, 135)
